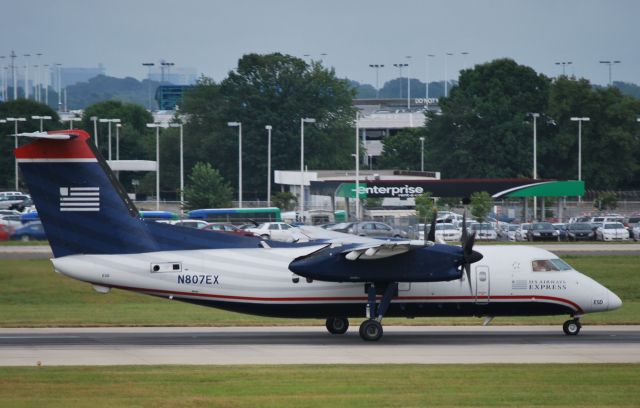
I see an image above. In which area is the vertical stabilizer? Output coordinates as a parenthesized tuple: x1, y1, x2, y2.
(16, 130, 158, 257)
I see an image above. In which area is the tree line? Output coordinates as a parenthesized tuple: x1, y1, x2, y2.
(1, 56, 638, 203)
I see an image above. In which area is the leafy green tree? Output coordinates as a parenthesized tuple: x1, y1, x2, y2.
(183, 162, 233, 210)
(470, 191, 492, 222)
(424, 59, 550, 179)
(80, 100, 155, 194)
(0, 100, 61, 189)
(544, 77, 640, 189)
(181, 53, 357, 201)
(414, 192, 436, 221)
(271, 191, 297, 211)
(378, 128, 427, 170)
(594, 192, 618, 211)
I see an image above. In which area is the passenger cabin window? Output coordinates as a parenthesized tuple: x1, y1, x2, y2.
(531, 259, 572, 272)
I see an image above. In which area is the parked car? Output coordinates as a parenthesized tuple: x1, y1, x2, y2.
(552, 223, 568, 241)
(527, 222, 559, 241)
(595, 222, 629, 241)
(202, 222, 256, 237)
(0, 194, 31, 210)
(326, 222, 357, 233)
(506, 224, 520, 241)
(514, 223, 531, 242)
(566, 222, 596, 241)
(433, 223, 462, 242)
(350, 221, 408, 239)
(10, 222, 47, 241)
(169, 219, 209, 229)
(0, 214, 22, 231)
(627, 215, 640, 239)
(247, 222, 308, 242)
(633, 224, 640, 242)
(0, 224, 10, 241)
(468, 222, 497, 240)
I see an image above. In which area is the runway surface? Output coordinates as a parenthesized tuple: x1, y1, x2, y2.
(1, 325, 639, 366)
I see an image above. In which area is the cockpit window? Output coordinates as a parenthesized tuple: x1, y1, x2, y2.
(532, 259, 572, 272)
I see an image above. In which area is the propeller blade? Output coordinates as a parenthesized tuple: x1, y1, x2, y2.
(427, 211, 437, 242)
(464, 263, 472, 293)
(461, 211, 468, 246)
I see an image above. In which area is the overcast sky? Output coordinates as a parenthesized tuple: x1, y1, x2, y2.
(2, 0, 638, 87)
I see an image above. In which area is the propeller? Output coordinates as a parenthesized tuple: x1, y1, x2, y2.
(459, 211, 483, 293)
(425, 210, 437, 243)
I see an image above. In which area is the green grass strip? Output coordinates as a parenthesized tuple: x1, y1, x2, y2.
(0, 364, 638, 407)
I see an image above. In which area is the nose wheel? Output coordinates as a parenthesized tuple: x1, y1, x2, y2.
(563, 319, 581, 335)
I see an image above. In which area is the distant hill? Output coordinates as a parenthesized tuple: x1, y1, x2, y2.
(46, 74, 640, 111)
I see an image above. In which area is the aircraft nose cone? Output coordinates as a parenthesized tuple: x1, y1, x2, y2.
(608, 290, 623, 311)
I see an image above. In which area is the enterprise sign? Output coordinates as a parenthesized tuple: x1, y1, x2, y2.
(357, 184, 424, 198)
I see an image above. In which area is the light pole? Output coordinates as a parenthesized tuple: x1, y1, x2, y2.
(530, 113, 540, 220)
(227, 122, 243, 208)
(425, 54, 435, 107)
(99, 118, 121, 161)
(393, 63, 408, 99)
(555, 61, 572, 76)
(55, 63, 62, 111)
(31, 115, 52, 132)
(116, 123, 121, 160)
(419, 136, 425, 172)
(7, 117, 26, 189)
(444, 52, 453, 97)
(142, 62, 155, 110)
(300, 118, 316, 215)
(570, 117, 590, 191)
(167, 122, 185, 213)
(146, 122, 167, 210)
(62, 116, 82, 129)
(369, 64, 384, 98)
(599, 60, 621, 86)
(355, 112, 360, 221)
(23, 54, 30, 99)
(265, 125, 272, 207)
(90, 116, 99, 146)
(406, 56, 412, 109)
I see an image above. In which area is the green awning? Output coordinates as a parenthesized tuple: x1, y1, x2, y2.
(497, 181, 584, 198)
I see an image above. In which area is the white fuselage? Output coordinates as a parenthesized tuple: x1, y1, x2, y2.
(51, 245, 621, 318)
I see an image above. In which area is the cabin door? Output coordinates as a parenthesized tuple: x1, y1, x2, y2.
(475, 266, 490, 304)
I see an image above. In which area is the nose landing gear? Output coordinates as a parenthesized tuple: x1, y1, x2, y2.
(563, 318, 582, 335)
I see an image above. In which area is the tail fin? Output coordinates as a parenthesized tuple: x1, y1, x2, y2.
(16, 130, 158, 257)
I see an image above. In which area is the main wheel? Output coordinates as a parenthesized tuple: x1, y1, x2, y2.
(359, 319, 383, 341)
(563, 319, 581, 336)
(325, 317, 349, 335)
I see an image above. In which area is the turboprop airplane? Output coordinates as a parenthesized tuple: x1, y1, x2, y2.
(13, 130, 622, 341)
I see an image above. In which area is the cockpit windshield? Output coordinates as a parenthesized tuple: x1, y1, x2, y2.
(531, 258, 573, 272)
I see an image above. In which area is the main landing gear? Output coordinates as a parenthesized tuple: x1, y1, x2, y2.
(325, 317, 349, 334)
(359, 282, 398, 341)
(563, 318, 582, 335)
(324, 283, 397, 341)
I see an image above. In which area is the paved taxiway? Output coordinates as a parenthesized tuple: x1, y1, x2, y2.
(1, 326, 638, 366)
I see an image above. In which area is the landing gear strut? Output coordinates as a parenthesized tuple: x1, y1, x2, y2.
(359, 282, 398, 341)
(563, 318, 581, 335)
(325, 317, 349, 334)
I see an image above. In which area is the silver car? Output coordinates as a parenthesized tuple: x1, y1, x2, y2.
(350, 222, 407, 238)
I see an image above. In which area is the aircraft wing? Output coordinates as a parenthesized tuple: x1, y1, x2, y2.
(342, 240, 432, 260)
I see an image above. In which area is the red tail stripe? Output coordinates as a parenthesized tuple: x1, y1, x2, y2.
(15, 130, 94, 159)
